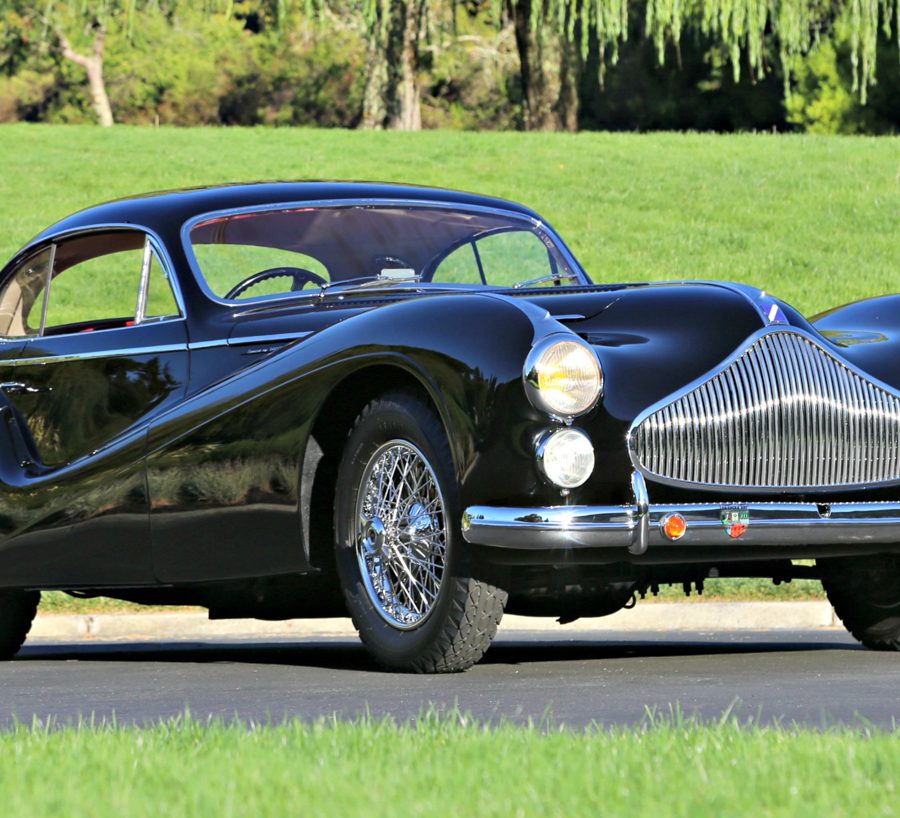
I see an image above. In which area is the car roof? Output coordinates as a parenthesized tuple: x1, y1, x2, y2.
(31, 181, 544, 245)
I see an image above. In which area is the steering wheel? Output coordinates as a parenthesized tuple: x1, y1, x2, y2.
(225, 267, 328, 300)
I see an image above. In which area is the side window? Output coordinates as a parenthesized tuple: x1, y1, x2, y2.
(432, 230, 556, 287)
(0, 247, 52, 338)
(44, 246, 143, 331)
(0, 231, 182, 338)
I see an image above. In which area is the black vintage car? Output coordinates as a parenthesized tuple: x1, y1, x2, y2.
(0, 181, 897, 671)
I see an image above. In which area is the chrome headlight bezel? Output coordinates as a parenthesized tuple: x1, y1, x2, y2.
(523, 334, 603, 420)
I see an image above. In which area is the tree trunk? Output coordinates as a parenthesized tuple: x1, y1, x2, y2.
(508, 0, 580, 131)
(392, 0, 422, 130)
(556, 37, 580, 131)
(58, 23, 114, 127)
(361, 0, 422, 131)
(362, 36, 390, 129)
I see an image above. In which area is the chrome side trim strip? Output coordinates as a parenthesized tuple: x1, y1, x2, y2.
(226, 332, 313, 347)
(462, 500, 900, 551)
(12, 344, 188, 366)
(2, 333, 309, 365)
(186, 333, 312, 351)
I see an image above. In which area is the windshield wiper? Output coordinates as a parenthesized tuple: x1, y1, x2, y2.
(513, 271, 581, 289)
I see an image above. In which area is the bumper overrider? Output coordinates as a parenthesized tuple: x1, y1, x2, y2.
(461, 472, 900, 557)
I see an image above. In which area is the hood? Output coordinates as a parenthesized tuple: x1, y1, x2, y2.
(517, 281, 811, 422)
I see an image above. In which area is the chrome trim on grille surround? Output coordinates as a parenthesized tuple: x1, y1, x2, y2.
(628, 328, 900, 492)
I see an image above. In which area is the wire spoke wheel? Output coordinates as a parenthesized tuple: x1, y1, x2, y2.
(355, 440, 448, 629)
(335, 392, 506, 671)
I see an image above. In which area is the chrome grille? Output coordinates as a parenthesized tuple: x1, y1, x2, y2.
(629, 330, 900, 490)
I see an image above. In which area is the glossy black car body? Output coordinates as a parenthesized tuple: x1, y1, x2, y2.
(1, 181, 899, 670)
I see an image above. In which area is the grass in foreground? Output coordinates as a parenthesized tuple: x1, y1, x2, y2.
(3, 715, 897, 818)
(0, 126, 897, 316)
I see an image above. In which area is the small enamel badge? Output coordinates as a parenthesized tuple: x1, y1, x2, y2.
(721, 507, 750, 539)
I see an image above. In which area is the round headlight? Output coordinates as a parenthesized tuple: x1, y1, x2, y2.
(537, 428, 595, 489)
(524, 336, 602, 418)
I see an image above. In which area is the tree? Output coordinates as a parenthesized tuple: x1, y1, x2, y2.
(356, 0, 427, 129)
(503, 0, 897, 130)
(506, 0, 627, 130)
(56, 20, 113, 126)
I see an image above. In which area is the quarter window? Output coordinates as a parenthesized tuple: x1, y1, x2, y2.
(0, 247, 52, 337)
(433, 229, 558, 287)
(143, 248, 181, 321)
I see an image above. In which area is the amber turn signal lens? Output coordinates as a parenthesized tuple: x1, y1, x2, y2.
(661, 513, 687, 541)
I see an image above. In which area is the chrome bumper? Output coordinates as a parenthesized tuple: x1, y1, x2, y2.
(462, 480, 900, 556)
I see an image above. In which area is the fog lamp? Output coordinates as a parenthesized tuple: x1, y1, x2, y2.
(536, 428, 595, 489)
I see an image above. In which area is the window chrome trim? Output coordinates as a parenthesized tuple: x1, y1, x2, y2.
(135, 238, 153, 324)
(37, 242, 56, 337)
(179, 198, 591, 310)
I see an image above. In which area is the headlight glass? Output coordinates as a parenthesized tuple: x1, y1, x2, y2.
(524, 337, 602, 418)
(537, 428, 595, 489)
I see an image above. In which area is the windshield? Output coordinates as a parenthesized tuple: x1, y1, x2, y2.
(187, 204, 585, 302)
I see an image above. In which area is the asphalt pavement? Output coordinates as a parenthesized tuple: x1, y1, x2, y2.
(6, 627, 899, 729)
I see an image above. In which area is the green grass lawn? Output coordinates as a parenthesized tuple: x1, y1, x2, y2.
(0, 125, 897, 316)
(4, 716, 897, 817)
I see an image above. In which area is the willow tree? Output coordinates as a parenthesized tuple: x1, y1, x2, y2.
(505, 0, 898, 129)
(504, 0, 627, 129)
(645, 0, 897, 103)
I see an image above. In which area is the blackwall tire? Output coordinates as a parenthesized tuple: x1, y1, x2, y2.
(0, 590, 39, 660)
(334, 391, 506, 673)
(819, 555, 900, 650)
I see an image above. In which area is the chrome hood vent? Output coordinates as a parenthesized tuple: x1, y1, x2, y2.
(629, 328, 900, 491)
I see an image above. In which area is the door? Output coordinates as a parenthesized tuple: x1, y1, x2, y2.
(0, 229, 188, 586)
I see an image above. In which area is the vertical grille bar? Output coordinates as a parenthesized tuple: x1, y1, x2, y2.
(630, 330, 900, 489)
